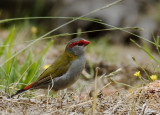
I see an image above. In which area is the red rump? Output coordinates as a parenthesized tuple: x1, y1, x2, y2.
(69, 40, 90, 48)
(23, 81, 36, 90)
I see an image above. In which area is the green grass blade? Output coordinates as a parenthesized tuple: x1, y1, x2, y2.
(153, 34, 160, 55)
(20, 40, 53, 88)
(22, 62, 37, 88)
(2, 26, 15, 93)
(19, 51, 32, 75)
(0, 17, 101, 24)
(5, 26, 15, 74)
(8, 56, 18, 84)
(32, 40, 54, 80)
(142, 41, 153, 60)
(131, 39, 160, 65)
(0, 27, 15, 57)
(39, 40, 54, 61)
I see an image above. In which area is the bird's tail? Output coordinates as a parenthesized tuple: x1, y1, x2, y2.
(10, 88, 28, 98)
(10, 81, 36, 98)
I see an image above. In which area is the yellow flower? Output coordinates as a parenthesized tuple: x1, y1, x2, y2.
(43, 65, 50, 69)
(150, 75, 157, 81)
(31, 26, 37, 34)
(134, 71, 140, 77)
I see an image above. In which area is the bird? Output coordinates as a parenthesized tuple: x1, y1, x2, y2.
(10, 38, 90, 98)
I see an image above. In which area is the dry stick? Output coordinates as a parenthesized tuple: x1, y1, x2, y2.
(109, 78, 136, 88)
(47, 86, 50, 108)
(141, 103, 146, 115)
(92, 67, 99, 115)
(47, 75, 54, 108)
(99, 68, 135, 88)
(98, 82, 112, 94)
(0, 0, 124, 67)
(100, 68, 122, 78)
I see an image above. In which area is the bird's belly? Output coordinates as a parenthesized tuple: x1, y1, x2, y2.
(53, 74, 80, 91)
(53, 59, 85, 91)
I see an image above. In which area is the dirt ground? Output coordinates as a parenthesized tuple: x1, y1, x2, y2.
(1, 81, 160, 114)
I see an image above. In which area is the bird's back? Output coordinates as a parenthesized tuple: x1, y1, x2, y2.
(32, 51, 76, 89)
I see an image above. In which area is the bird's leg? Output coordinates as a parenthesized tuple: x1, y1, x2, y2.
(52, 90, 61, 102)
(48, 75, 62, 101)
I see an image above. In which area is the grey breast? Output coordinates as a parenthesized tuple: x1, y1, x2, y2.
(53, 55, 85, 91)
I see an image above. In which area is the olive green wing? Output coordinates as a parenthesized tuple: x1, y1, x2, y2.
(35, 54, 71, 85)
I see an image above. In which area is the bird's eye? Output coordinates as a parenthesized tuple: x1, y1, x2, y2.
(77, 43, 83, 46)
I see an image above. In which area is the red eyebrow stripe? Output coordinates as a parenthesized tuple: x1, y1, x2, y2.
(69, 40, 90, 48)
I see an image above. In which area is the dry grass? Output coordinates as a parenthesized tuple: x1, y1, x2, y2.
(1, 80, 160, 114)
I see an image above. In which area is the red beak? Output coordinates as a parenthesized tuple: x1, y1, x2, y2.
(83, 40, 90, 46)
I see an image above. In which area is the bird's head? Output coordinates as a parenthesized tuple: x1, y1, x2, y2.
(65, 38, 90, 57)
